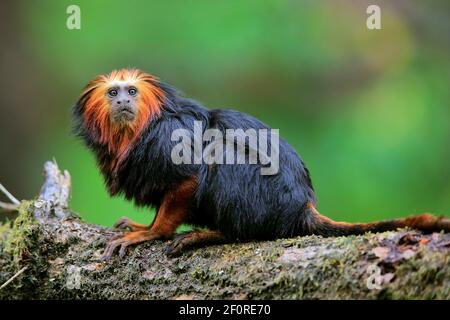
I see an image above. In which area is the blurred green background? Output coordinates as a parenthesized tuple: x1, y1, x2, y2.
(0, 0, 449, 227)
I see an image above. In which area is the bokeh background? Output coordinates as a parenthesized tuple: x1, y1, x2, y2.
(0, 0, 449, 228)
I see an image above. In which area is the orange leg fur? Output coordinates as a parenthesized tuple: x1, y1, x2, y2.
(101, 178, 197, 261)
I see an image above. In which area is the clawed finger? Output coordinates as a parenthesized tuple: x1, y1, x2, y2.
(165, 235, 190, 257)
(119, 243, 128, 258)
(101, 241, 119, 261)
(101, 237, 128, 261)
(114, 217, 130, 230)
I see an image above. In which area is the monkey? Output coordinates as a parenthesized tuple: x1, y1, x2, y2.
(72, 68, 450, 260)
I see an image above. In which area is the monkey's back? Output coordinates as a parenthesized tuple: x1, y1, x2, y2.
(193, 109, 317, 240)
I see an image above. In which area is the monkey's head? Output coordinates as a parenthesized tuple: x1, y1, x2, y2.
(73, 68, 165, 166)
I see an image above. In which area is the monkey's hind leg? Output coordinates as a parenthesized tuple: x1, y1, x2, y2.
(165, 230, 226, 257)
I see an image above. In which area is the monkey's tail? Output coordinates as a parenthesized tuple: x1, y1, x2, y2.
(305, 203, 450, 237)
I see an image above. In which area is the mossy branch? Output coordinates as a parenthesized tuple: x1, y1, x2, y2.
(0, 161, 449, 299)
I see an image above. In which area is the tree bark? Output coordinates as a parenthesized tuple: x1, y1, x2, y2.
(0, 161, 449, 299)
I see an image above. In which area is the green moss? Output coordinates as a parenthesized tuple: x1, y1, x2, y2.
(0, 220, 12, 243)
(5, 201, 38, 267)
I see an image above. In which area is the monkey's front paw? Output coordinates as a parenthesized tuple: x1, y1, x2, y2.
(101, 234, 130, 261)
(100, 230, 161, 261)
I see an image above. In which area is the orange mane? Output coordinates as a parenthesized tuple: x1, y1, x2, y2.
(80, 68, 165, 171)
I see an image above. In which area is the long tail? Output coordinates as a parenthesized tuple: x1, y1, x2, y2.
(305, 203, 450, 237)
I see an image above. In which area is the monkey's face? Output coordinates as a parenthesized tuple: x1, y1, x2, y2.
(106, 82, 139, 124)
(76, 68, 165, 158)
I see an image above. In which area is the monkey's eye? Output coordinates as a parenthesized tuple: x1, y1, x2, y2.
(108, 89, 118, 97)
(128, 88, 137, 96)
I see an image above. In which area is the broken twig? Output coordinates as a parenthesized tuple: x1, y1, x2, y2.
(0, 266, 28, 290)
(0, 182, 20, 205)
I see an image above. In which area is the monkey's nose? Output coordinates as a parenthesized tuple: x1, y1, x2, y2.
(116, 99, 131, 105)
